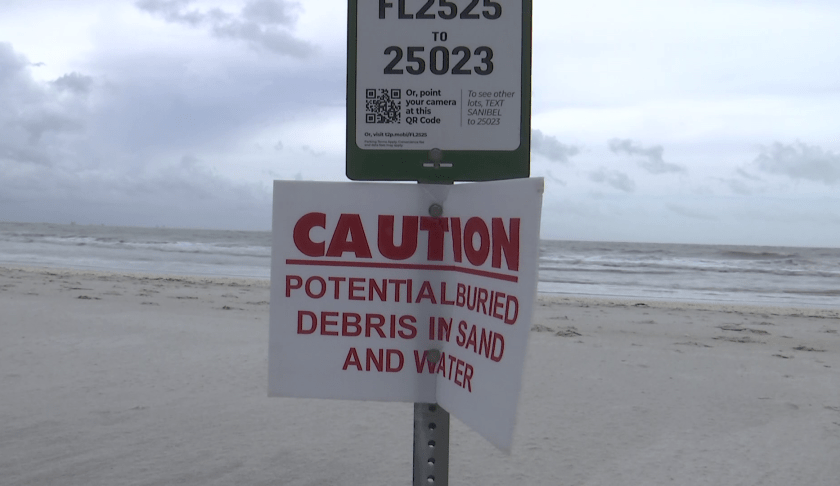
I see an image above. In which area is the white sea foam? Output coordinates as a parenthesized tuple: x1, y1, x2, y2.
(1, 222, 838, 308)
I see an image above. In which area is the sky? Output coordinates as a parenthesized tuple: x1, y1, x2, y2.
(1, 0, 839, 247)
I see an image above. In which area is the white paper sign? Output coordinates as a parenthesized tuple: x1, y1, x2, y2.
(269, 178, 543, 451)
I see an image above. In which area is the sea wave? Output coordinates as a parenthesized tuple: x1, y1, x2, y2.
(3, 223, 839, 307)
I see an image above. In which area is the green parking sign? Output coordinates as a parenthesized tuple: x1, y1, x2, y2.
(346, 0, 532, 182)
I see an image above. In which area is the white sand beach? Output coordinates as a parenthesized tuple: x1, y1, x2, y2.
(1, 265, 839, 485)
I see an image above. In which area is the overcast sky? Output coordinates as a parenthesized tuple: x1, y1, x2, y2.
(1, 0, 838, 247)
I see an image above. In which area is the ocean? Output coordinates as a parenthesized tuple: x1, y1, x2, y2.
(1, 221, 838, 308)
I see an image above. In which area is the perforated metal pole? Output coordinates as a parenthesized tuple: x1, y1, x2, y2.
(413, 403, 450, 486)
(414, 172, 451, 485)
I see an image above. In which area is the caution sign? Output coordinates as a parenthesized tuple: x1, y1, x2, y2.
(269, 179, 543, 450)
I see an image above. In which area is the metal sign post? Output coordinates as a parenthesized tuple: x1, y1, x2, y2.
(344, 1, 532, 482)
(413, 403, 450, 486)
(413, 202, 450, 485)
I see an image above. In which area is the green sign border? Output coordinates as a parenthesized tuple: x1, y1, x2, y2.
(346, 0, 532, 183)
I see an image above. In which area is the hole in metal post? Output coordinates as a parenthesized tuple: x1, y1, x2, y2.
(427, 475, 435, 484)
(428, 440, 436, 448)
(428, 458, 436, 465)
(428, 422, 436, 430)
(428, 405, 437, 412)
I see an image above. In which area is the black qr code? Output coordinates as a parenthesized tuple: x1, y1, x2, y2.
(365, 89, 401, 124)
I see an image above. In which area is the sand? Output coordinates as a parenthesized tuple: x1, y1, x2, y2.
(1, 265, 839, 485)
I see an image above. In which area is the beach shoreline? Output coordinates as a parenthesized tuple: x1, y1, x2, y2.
(4, 263, 838, 315)
(2, 264, 839, 485)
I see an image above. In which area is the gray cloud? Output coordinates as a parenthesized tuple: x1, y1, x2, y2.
(736, 167, 762, 181)
(89, 49, 341, 159)
(301, 145, 325, 157)
(531, 129, 580, 163)
(135, 0, 314, 57)
(52, 72, 94, 95)
(1, 148, 272, 230)
(0, 144, 51, 166)
(719, 178, 752, 195)
(608, 138, 687, 174)
(1, 42, 27, 80)
(21, 112, 83, 144)
(0, 43, 274, 230)
(666, 204, 717, 221)
(754, 141, 840, 185)
(544, 169, 566, 186)
(0, 43, 89, 167)
(135, 0, 205, 25)
(242, 0, 298, 25)
(589, 168, 635, 192)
